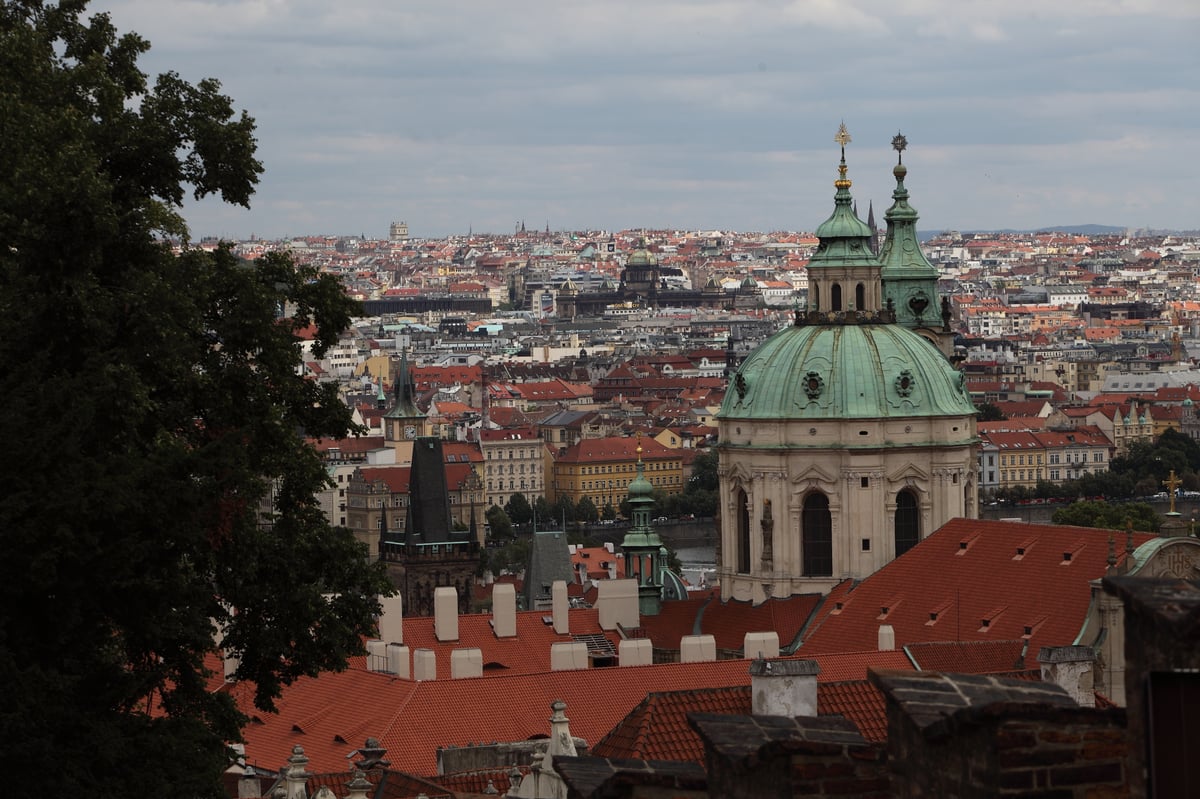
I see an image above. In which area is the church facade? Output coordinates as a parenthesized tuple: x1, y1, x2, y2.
(716, 128, 979, 602)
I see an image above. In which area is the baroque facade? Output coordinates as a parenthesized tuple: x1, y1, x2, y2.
(716, 129, 979, 602)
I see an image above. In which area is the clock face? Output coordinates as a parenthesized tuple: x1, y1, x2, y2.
(403, 425, 417, 439)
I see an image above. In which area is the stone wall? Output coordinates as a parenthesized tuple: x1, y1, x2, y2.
(688, 714, 888, 799)
(870, 670, 1129, 799)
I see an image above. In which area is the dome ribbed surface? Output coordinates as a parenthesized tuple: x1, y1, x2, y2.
(719, 323, 975, 420)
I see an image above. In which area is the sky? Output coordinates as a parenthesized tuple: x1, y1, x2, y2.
(89, 0, 1199, 240)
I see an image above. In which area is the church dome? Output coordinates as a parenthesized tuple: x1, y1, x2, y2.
(719, 321, 975, 421)
(626, 245, 657, 267)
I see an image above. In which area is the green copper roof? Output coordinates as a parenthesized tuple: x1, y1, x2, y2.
(718, 322, 976, 421)
(879, 163, 939, 281)
(626, 244, 657, 267)
(808, 149, 877, 270)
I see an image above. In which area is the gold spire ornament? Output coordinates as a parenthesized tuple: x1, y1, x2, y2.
(834, 121, 852, 149)
(1163, 469, 1182, 514)
(834, 122, 852, 188)
(891, 131, 907, 163)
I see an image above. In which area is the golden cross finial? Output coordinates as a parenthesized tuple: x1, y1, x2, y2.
(1164, 469, 1182, 514)
(834, 122, 851, 150)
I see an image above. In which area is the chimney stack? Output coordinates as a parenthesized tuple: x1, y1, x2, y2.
(552, 580, 569, 635)
(1038, 645, 1095, 707)
(435, 586, 459, 642)
(492, 583, 516, 638)
(750, 658, 819, 717)
(378, 592, 403, 644)
(413, 648, 436, 681)
(877, 624, 896, 651)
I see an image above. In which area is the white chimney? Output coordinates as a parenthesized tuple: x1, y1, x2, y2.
(492, 583, 517, 638)
(386, 643, 410, 678)
(877, 624, 895, 651)
(434, 586, 459, 642)
(378, 592, 403, 644)
(451, 648, 483, 679)
(596, 579, 640, 631)
(366, 640, 387, 673)
(552, 580, 570, 635)
(413, 648, 436, 681)
(680, 634, 717, 663)
(743, 631, 780, 659)
(750, 658, 819, 717)
(618, 638, 653, 666)
(550, 641, 589, 671)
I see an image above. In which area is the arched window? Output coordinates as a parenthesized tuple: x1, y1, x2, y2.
(811, 284, 820, 311)
(736, 488, 751, 574)
(831, 283, 843, 312)
(856, 282, 865, 311)
(802, 493, 832, 576)
(895, 489, 920, 557)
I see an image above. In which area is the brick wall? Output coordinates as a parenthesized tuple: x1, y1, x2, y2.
(872, 670, 1129, 799)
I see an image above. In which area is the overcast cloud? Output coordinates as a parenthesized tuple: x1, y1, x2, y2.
(89, 0, 1199, 239)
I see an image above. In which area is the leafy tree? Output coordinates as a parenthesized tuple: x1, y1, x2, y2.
(552, 494, 577, 525)
(602, 502, 617, 521)
(689, 449, 719, 491)
(1051, 501, 1160, 533)
(486, 505, 513, 542)
(576, 496, 600, 524)
(504, 492, 533, 526)
(976, 402, 1006, 422)
(487, 537, 530, 576)
(533, 495, 552, 525)
(0, 4, 391, 796)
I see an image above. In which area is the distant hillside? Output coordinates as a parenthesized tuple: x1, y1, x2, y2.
(917, 224, 1127, 241)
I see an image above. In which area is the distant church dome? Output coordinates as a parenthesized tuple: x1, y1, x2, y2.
(626, 244, 657, 267)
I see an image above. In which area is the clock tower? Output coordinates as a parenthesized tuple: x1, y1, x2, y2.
(383, 351, 426, 463)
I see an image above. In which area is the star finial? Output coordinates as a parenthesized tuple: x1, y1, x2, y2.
(891, 131, 907, 164)
(834, 122, 851, 151)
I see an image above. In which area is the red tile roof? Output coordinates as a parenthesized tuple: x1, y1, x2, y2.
(903, 640, 1029, 674)
(592, 678, 891, 764)
(700, 594, 823, 651)
(235, 650, 912, 777)
(396, 608, 619, 680)
(798, 518, 1154, 658)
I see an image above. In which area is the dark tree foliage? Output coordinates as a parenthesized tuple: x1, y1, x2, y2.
(486, 504, 514, 542)
(689, 449, 719, 491)
(1051, 501, 1160, 533)
(576, 496, 599, 524)
(504, 492, 533, 525)
(976, 402, 1006, 422)
(552, 494, 577, 525)
(533, 495, 553, 524)
(0, 3, 391, 796)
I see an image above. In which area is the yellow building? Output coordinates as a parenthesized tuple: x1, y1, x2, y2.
(550, 436, 683, 512)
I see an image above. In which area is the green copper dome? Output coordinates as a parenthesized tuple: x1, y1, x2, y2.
(626, 246, 657, 267)
(719, 321, 975, 421)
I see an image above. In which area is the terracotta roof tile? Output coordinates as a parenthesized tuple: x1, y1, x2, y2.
(238, 650, 912, 777)
(592, 678, 890, 764)
(798, 518, 1154, 658)
(903, 640, 1029, 674)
